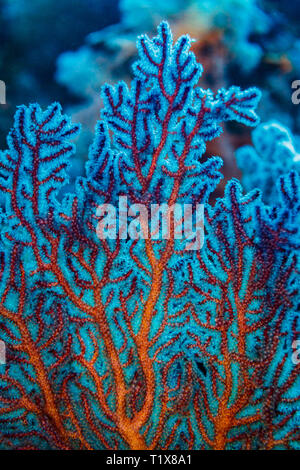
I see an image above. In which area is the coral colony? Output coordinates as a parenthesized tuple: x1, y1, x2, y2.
(0, 22, 299, 450)
(236, 121, 300, 206)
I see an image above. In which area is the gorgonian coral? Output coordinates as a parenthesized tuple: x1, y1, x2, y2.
(236, 121, 300, 205)
(0, 22, 299, 450)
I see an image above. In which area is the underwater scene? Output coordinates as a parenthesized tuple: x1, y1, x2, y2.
(0, 0, 299, 452)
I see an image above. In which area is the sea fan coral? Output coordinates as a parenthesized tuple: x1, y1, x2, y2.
(0, 22, 299, 450)
(236, 121, 300, 205)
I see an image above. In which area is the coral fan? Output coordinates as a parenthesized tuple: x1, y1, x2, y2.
(236, 121, 300, 205)
(0, 22, 299, 450)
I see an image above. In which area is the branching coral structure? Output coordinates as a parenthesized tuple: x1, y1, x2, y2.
(0, 23, 299, 450)
(236, 121, 300, 205)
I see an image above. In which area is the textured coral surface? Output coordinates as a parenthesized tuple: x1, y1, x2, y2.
(0, 23, 299, 450)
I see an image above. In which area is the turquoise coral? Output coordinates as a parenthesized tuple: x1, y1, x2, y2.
(0, 22, 299, 450)
(236, 121, 300, 205)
